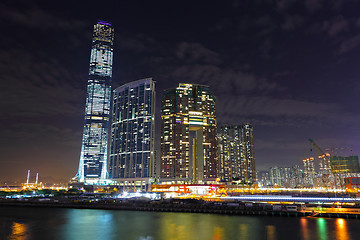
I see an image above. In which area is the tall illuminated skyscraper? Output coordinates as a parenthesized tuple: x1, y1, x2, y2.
(160, 83, 218, 183)
(218, 124, 256, 183)
(109, 78, 155, 191)
(241, 123, 256, 183)
(75, 21, 114, 184)
(218, 125, 242, 182)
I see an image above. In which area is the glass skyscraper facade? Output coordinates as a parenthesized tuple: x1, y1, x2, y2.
(160, 83, 218, 183)
(109, 78, 155, 182)
(75, 21, 114, 184)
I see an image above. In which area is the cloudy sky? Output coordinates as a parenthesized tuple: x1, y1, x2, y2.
(1, 0, 360, 183)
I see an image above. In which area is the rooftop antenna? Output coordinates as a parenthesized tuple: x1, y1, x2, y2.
(35, 173, 39, 185)
(26, 170, 30, 185)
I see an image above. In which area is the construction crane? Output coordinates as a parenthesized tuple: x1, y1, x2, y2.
(308, 139, 336, 188)
(309, 138, 331, 168)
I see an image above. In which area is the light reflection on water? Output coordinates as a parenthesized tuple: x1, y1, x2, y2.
(0, 207, 360, 240)
(8, 222, 27, 240)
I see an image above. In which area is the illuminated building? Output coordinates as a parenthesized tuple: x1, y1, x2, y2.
(258, 170, 270, 187)
(160, 83, 217, 183)
(74, 21, 114, 184)
(269, 166, 292, 187)
(109, 78, 155, 191)
(241, 124, 256, 183)
(218, 124, 256, 183)
(319, 153, 332, 173)
(289, 165, 304, 188)
(218, 126, 240, 182)
(318, 153, 335, 188)
(331, 156, 360, 186)
(303, 157, 316, 187)
(330, 156, 360, 174)
(269, 166, 282, 186)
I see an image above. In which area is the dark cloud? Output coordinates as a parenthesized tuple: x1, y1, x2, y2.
(0, 2, 86, 30)
(175, 42, 220, 64)
(169, 64, 279, 95)
(305, 0, 325, 11)
(282, 15, 304, 31)
(0, 49, 85, 119)
(338, 34, 360, 54)
(323, 15, 348, 36)
(1, 0, 360, 181)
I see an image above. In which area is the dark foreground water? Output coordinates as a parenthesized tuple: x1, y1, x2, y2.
(0, 207, 359, 240)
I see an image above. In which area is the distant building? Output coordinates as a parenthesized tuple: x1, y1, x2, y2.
(290, 165, 304, 188)
(241, 124, 256, 183)
(257, 170, 270, 187)
(160, 83, 217, 183)
(269, 166, 282, 186)
(330, 156, 360, 174)
(268, 166, 293, 187)
(218, 124, 256, 183)
(74, 20, 114, 184)
(319, 153, 332, 174)
(109, 78, 155, 191)
(303, 157, 316, 187)
(283, 167, 291, 187)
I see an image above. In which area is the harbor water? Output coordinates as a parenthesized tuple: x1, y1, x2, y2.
(0, 206, 359, 240)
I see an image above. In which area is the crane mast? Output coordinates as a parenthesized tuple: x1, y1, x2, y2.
(308, 138, 337, 188)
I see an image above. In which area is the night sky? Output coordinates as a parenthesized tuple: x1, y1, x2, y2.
(1, 0, 360, 183)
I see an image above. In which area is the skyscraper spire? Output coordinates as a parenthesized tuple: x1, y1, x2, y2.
(74, 20, 114, 184)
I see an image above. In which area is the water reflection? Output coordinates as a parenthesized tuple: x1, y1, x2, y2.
(239, 224, 249, 240)
(63, 209, 115, 239)
(335, 219, 349, 240)
(317, 218, 327, 240)
(266, 225, 276, 240)
(8, 222, 27, 240)
(1, 207, 360, 240)
(300, 218, 310, 240)
(212, 227, 224, 240)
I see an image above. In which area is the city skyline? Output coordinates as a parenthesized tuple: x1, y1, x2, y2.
(1, 1, 360, 182)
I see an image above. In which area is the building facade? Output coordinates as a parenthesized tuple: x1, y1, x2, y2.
(160, 83, 217, 183)
(109, 79, 155, 190)
(75, 21, 114, 184)
(269, 166, 282, 186)
(289, 165, 304, 188)
(330, 156, 360, 174)
(241, 124, 256, 183)
(303, 157, 316, 187)
(218, 124, 256, 183)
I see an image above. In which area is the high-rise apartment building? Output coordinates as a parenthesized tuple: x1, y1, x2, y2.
(218, 124, 256, 183)
(290, 165, 304, 188)
(75, 21, 114, 184)
(258, 170, 270, 187)
(160, 83, 217, 183)
(218, 126, 238, 182)
(240, 124, 256, 183)
(269, 166, 283, 186)
(109, 79, 155, 190)
(303, 157, 316, 186)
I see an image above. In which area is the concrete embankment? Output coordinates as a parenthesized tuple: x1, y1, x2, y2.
(1, 199, 360, 219)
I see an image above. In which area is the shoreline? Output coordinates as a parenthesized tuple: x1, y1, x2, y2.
(1, 200, 360, 219)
